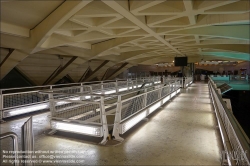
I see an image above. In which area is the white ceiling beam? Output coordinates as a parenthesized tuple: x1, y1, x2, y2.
(0, 50, 29, 80)
(91, 36, 142, 57)
(0, 22, 30, 37)
(130, 0, 165, 13)
(102, 0, 182, 55)
(30, 0, 93, 54)
(183, 0, 196, 25)
(66, 42, 91, 50)
(195, 0, 239, 11)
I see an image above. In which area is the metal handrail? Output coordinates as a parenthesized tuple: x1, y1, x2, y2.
(0, 132, 19, 166)
(0, 77, 156, 92)
(112, 79, 181, 139)
(0, 77, 161, 120)
(208, 77, 250, 165)
(22, 117, 34, 166)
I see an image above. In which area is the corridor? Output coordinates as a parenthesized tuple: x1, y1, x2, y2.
(0, 83, 223, 165)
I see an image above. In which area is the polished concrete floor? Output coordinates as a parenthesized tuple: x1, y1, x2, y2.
(1, 82, 223, 165)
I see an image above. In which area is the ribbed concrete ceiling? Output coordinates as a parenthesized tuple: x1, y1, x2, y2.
(0, 0, 249, 84)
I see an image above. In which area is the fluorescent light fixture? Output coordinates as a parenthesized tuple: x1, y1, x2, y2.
(154, 81, 161, 84)
(173, 91, 176, 96)
(4, 103, 49, 117)
(119, 88, 127, 92)
(69, 111, 94, 120)
(177, 89, 180, 93)
(186, 84, 188, 87)
(56, 97, 80, 106)
(51, 121, 102, 137)
(105, 90, 116, 94)
(149, 101, 161, 114)
(85, 96, 91, 99)
(163, 95, 170, 103)
(121, 111, 147, 134)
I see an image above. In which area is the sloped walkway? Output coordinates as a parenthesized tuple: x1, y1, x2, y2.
(0, 82, 223, 165)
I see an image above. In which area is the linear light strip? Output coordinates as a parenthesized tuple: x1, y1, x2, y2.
(121, 88, 181, 134)
(121, 111, 147, 134)
(51, 121, 102, 137)
(149, 101, 161, 114)
(3, 103, 49, 117)
(163, 95, 170, 103)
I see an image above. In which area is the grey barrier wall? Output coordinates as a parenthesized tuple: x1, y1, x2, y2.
(208, 77, 250, 166)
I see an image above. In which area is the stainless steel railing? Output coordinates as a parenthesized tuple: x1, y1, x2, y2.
(40, 78, 162, 144)
(0, 132, 19, 166)
(0, 77, 161, 120)
(112, 79, 182, 140)
(0, 117, 34, 166)
(21, 117, 34, 166)
(208, 77, 250, 165)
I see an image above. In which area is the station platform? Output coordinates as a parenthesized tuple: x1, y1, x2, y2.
(0, 82, 223, 165)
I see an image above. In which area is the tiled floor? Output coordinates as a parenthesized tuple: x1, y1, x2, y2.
(1, 82, 223, 165)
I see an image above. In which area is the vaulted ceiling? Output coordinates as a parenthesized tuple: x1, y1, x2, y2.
(1, 0, 249, 85)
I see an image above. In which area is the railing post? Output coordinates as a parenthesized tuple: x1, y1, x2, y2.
(101, 81, 104, 94)
(100, 96, 109, 145)
(115, 80, 118, 94)
(180, 77, 183, 88)
(126, 79, 129, 90)
(89, 86, 93, 101)
(144, 89, 149, 116)
(144, 89, 148, 107)
(175, 80, 178, 91)
(159, 87, 163, 106)
(0, 132, 19, 166)
(80, 83, 84, 100)
(217, 88, 222, 95)
(184, 77, 187, 88)
(168, 82, 171, 93)
(0, 89, 3, 122)
(173, 81, 175, 91)
(112, 95, 124, 142)
(22, 117, 34, 166)
(48, 93, 55, 116)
